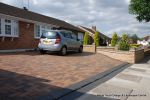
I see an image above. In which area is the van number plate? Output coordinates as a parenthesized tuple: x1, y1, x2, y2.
(43, 40, 51, 44)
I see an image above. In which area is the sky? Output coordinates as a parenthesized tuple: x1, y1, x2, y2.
(0, 0, 150, 37)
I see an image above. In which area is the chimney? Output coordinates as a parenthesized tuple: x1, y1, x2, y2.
(92, 26, 96, 32)
(23, 7, 28, 11)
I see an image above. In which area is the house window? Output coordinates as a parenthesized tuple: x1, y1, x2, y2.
(13, 20, 19, 36)
(35, 25, 40, 38)
(5, 19, 11, 35)
(34, 24, 52, 38)
(5, 25, 11, 35)
(41, 26, 46, 35)
(0, 18, 19, 37)
(78, 33, 84, 41)
(5, 19, 11, 23)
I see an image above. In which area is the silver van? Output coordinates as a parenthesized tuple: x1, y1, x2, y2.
(38, 30, 83, 55)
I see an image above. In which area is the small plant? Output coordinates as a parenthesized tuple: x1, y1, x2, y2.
(111, 32, 118, 47)
(83, 32, 89, 45)
(130, 44, 141, 48)
(94, 31, 100, 46)
(118, 33, 130, 51)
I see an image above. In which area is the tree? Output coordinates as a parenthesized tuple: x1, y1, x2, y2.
(94, 31, 100, 46)
(129, 0, 150, 22)
(83, 32, 89, 45)
(122, 33, 128, 42)
(111, 32, 118, 47)
(118, 33, 130, 51)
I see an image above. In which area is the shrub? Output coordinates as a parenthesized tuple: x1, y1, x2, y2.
(130, 44, 141, 48)
(122, 33, 128, 41)
(83, 32, 89, 45)
(111, 32, 118, 47)
(118, 33, 130, 51)
(94, 31, 100, 46)
(119, 42, 130, 51)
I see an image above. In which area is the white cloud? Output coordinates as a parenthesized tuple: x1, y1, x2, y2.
(0, 0, 149, 37)
(33, 0, 38, 5)
(125, 0, 130, 4)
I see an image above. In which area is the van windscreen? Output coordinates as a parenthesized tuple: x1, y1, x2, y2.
(41, 31, 58, 39)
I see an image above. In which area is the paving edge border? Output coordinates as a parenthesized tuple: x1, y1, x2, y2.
(53, 62, 130, 99)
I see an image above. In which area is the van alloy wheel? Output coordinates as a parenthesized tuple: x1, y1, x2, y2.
(61, 47, 67, 56)
(78, 46, 83, 53)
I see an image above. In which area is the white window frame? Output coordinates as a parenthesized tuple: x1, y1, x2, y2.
(34, 24, 52, 39)
(0, 17, 19, 37)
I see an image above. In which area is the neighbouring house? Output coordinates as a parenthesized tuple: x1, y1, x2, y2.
(137, 35, 150, 46)
(0, 3, 84, 51)
(78, 26, 111, 46)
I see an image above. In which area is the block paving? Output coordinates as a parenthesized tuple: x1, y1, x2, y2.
(0, 51, 123, 99)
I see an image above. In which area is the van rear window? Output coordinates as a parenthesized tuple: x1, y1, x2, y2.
(41, 31, 58, 39)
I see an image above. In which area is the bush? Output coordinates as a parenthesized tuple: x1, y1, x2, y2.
(94, 31, 100, 46)
(119, 42, 130, 51)
(83, 32, 89, 45)
(130, 44, 141, 48)
(118, 33, 130, 51)
(111, 32, 118, 47)
(122, 33, 128, 41)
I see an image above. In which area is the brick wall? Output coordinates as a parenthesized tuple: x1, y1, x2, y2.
(134, 49, 144, 63)
(0, 21, 39, 50)
(83, 45, 96, 53)
(97, 47, 144, 63)
(144, 49, 150, 57)
(97, 46, 116, 51)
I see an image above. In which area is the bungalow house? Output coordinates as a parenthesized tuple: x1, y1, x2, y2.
(78, 26, 111, 46)
(137, 35, 150, 46)
(0, 3, 84, 51)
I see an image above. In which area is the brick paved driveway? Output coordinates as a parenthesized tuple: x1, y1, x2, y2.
(0, 51, 123, 99)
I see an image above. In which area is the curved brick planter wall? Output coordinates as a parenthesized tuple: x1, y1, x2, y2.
(97, 47, 144, 63)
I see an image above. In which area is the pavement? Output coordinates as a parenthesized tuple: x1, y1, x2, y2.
(61, 56, 150, 100)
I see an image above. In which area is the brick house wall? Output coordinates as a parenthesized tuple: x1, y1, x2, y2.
(0, 21, 39, 50)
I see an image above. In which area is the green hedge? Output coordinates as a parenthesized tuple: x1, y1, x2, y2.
(94, 31, 100, 46)
(83, 32, 89, 45)
(111, 32, 118, 47)
(118, 42, 130, 51)
(118, 33, 130, 51)
(130, 44, 141, 48)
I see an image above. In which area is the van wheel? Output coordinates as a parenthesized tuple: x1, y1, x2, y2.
(78, 46, 83, 53)
(40, 50, 46, 54)
(60, 46, 67, 56)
